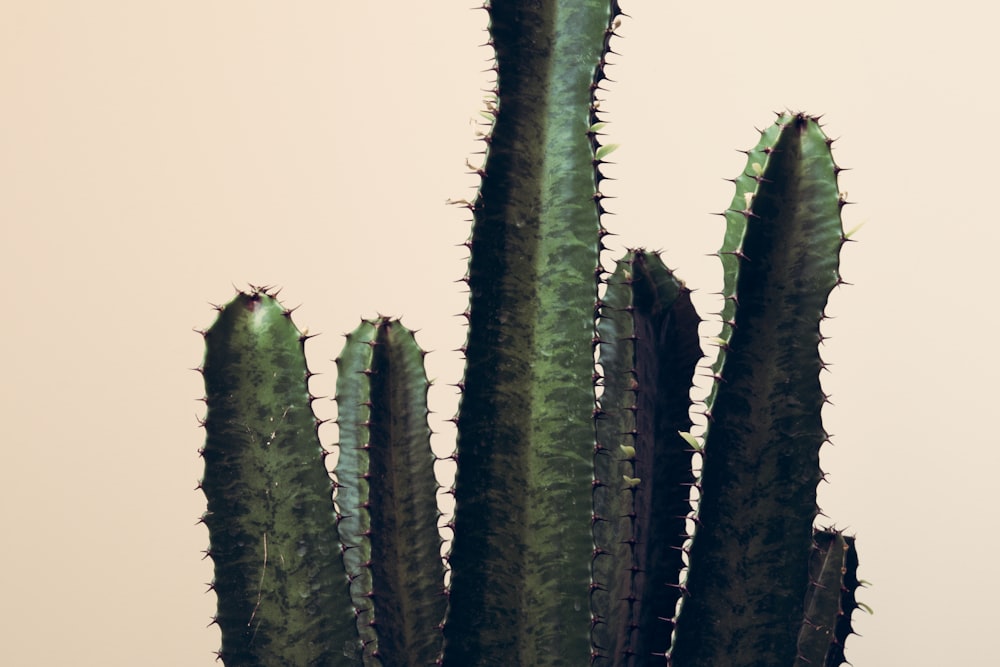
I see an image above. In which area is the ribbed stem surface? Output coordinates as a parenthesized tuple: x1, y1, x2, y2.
(444, 1, 616, 664)
(670, 114, 847, 667)
(200, 289, 352, 666)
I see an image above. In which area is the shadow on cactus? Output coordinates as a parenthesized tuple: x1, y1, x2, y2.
(195, 1, 866, 665)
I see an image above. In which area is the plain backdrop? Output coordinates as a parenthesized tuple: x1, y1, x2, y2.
(1, 1, 994, 664)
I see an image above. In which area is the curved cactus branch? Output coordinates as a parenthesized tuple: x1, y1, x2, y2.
(669, 113, 849, 667)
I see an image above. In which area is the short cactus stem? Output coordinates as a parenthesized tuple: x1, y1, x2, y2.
(199, 288, 354, 666)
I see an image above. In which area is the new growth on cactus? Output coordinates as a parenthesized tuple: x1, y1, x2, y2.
(196, 1, 865, 665)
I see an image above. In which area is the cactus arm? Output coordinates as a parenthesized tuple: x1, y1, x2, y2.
(199, 289, 354, 666)
(829, 534, 863, 665)
(669, 113, 848, 666)
(334, 319, 445, 665)
(443, 1, 618, 664)
(795, 530, 860, 666)
(796, 530, 849, 665)
(592, 250, 702, 665)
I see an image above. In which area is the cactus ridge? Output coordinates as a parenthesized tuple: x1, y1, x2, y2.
(795, 528, 863, 666)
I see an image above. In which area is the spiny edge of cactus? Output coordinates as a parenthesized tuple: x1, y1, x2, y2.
(331, 319, 377, 662)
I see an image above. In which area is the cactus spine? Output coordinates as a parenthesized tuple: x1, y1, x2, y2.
(196, 1, 864, 665)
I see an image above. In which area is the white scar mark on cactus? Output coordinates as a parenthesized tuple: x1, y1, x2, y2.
(743, 192, 755, 208)
(248, 532, 268, 642)
(750, 162, 764, 176)
(264, 407, 291, 448)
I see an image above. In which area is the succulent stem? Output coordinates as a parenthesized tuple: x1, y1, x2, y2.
(444, 1, 618, 664)
(200, 288, 353, 666)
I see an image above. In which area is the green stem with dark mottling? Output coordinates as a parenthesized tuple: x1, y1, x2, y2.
(592, 250, 702, 666)
(443, 1, 618, 664)
(334, 318, 445, 666)
(200, 289, 353, 666)
(669, 113, 848, 667)
(796, 529, 862, 667)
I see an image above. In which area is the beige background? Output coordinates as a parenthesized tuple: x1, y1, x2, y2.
(1, 1, 993, 664)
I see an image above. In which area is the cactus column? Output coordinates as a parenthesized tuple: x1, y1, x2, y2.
(668, 113, 850, 667)
(198, 289, 354, 665)
(333, 318, 446, 664)
(443, 1, 619, 665)
(592, 250, 703, 665)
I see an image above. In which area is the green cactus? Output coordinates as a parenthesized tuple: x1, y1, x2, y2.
(196, 1, 865, 665)
(334, 318, 447, 663)
(668, 109, 851, 667)
(197, 292, 355, 665)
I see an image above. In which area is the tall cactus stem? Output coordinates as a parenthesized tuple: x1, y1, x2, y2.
(443, 1, 620, 664)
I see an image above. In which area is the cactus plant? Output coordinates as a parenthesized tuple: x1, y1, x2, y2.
(196, 0, 865, 665)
